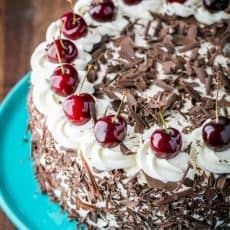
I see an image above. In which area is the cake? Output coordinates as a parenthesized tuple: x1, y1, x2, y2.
(28, 0, 230, 229)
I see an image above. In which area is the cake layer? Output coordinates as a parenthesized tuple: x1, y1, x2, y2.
(28, 92, 230, 229)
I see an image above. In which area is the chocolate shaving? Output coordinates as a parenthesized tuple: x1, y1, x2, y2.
(180, 81, 201, 101)
(102, 87, 119, 100)
(91, 44, 106, 62)
(155, 79, 173, 92)
(87, 66, 98, 83)
(216, 175, 229, 191)
(164, 93, 178, 110)
(160, 219, 177, 228)
(162, 36, 175, 53)
(120, 142, 135, 156)
(143, 172, 177, 191)
(144, 20, 151, 39)
(89, 102, 97, 122)
(179, 42, 199, 52)
(190, 48, 199, 61)
(175, 164, 192, 191)
(119, 36, 136, 62)
(126, 91, 138, 109)
(205, 75, 212, 95)
(216, 67, 230, 90)
(79, 152, 101, 200)
(132, 110, 146, 133)
(193, 66, 208, 84)
(154, 188, 194, 206)
(187, 24, 197, 40)
(162, 61, 176, 74)
(173, 35, 196, 46)
(75, 197, 97, 212)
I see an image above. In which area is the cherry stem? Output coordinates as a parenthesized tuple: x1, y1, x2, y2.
(150, 97, 169, 134)
(215, 73, 221, 123)
(112, 92, 126, 123)
(58, 22, 68, 50)
(60, 39, 67, 50)
(159, 112, 168, 134)
(67, 0, 76, 25)
(77, 64, 93, 95)
(79, 5, 88, 15)
(53, 40, 65, 75)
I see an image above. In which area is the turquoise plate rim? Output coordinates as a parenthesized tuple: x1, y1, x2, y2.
(0, 74, 30, 230)
(0, 73, 79, 230)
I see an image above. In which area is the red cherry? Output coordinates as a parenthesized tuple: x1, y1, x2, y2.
(63, 93, 95, 125)
(202, 116, 230, 152)
(166, 0, 186, 3)
(61, 12, 88, 40)
(50, 64, 79, 97)
(94, 115, 127, 148)
(90, 0, 116, 22)
(150, 128, 182, 159)
(47, 39, 78, 64)
(123, 0, 142, 5)
(203, 0, 229, 11)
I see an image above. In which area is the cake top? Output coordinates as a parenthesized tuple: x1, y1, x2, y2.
(30, 0, 230, 185)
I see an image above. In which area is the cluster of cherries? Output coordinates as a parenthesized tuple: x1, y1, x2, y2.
(47, 0, 140, 149)
(46, 0, 229, 160)
(168, 0, 229, 11)
(89, 0, 229, 15)
(150, 117, 230, 160)
(89, 0, 143, 22)
(89, 0, 229, 21)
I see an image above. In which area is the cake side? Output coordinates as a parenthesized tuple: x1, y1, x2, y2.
(28, 91, 230, 229)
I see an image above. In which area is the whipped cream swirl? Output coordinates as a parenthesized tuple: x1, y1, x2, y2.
(192, 126, 230, 174)
(117, 0, 163, 19)
(162, 0, 198, 17)
(197, 147, 230, 174)
(32, 80, 63, 115)
(47, 114, 94, 149)
(32, 70, 94, 117)
(31, 42, 57, 77)
(162, 0, 230, 25)
(74, 0, 128, 37)
(46, 20, 102, 52)
(137, 140, 190, 183)
(80, 126, 140, 172)
(46, 98, 110, 149)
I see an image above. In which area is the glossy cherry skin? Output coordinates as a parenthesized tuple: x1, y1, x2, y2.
(123, 0, 142, 5)
(202, 116, 230, 152)
(61, 12, 88, 40)
(94, 115, 127, 148)
(50, 64, 79, 97)
(166, 0, 186, 3)
(203, 0, 229, 11)
(63, 93, 95, 125)
(150, 128, 182, 159)
(90, 0, 116, 22)
(47, 39, 78, 64)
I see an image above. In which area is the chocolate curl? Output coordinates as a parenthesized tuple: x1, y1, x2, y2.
(215, 72, 221, 123)
(66, 0, 77, 24)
